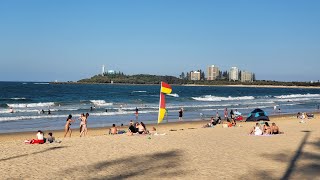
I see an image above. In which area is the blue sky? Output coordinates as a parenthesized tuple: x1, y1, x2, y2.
(0, 0, 319, 82)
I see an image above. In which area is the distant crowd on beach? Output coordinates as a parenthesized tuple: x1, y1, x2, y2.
(22, 102, 320, 145)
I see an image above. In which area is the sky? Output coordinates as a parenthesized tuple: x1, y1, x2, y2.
(0, 0, 319, 82)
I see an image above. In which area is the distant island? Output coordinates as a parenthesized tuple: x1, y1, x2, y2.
(73, 72, 320, 87)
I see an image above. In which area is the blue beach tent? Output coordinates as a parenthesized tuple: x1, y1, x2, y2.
(246, 108, 269, 122)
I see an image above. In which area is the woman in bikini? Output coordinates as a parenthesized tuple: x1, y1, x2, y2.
(64, 114, 75, 137)
(263, 122, 271, 135)
(138, 122, 146, 134)
(79, 113, 87, 137)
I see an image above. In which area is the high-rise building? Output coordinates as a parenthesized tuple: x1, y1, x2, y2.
(229, 67, 239, 81)
(190, 71, 201, 81)
(241, 71, 253, 82)
(207, 65, 219, 80)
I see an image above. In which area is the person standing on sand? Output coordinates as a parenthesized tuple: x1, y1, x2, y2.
(64, 115, 75, 138)
(85, 113, 89, 135)
(224, 108, 228, 120)
(179, 108, 183, 121)
(135, 107, 139, 120)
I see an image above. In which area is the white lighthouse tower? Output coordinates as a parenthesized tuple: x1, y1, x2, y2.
(102, 65, 105, 75)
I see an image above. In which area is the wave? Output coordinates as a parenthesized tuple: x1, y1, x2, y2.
(132, 91, 147, 93)
(167, 93, 179, 98)
(0, 97, 29, 102)
(0, 114, 66, 122)
(33, 83, 49, 85)
(7, 102, 55, 108)
(10, 97, 27, 100)
(192, 95, 255, 102)
(275, 94, 320, 99)
(90, 100, 113, 106)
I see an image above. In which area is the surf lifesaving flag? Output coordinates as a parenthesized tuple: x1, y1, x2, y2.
(161, 81, 172, 94)
(158, 82, 172, 124)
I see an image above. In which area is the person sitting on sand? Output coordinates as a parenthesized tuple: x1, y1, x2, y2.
(127, 121, 137, 135)
(25, 130, 45, 144)
(270, 123, 280, 134)
(47, 132, 55, 143)
(203, 117, 216, 128)
(109, 124, 118, 135)
(263, 122, 271, 135)
(138, 122, 146, 134)
(249, 123, 263, 135)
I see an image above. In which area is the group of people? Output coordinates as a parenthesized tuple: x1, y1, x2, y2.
(107, 120, 155, 136)
(64, 113, 89, 138)
(25, 130, 59, 144)
(297, 112, 314, 123)
(249, 122, 281, 135)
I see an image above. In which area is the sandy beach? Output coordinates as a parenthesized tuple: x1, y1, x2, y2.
(1, 114, 320, 179)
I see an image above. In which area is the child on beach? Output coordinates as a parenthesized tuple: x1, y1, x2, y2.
(46, 132, 61, 143)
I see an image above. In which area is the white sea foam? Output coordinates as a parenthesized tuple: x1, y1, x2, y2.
(192, 95, 255, 101)
(34, 83, 49, 85)
(10, 97, 27, 100)
(167, 93, 179, 97)
(90, 100, 113, 106)
(0, 115, 66, 122)
(7, 102, 55, 108)
(275, 94, 320, 99)
(132, 91, 147, 93)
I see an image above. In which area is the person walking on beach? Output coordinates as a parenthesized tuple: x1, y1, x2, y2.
(64, 115, 75, 138)
(79, 113, 86, 137)
(179, 108, 183, 121)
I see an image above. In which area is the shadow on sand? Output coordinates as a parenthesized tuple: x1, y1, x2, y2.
(61, 149, 187, 179)
(242, 130, 320, 179)
(0, 146, 67, 162)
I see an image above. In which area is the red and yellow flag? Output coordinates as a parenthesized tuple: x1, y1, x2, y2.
(161, 81, 172, 94)
(158, 92, 166, 124)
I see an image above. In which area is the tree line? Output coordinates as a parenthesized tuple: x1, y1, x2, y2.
(77, 72, 319, 87)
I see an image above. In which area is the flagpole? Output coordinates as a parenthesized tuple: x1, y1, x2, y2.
(157, 82, 162, 124)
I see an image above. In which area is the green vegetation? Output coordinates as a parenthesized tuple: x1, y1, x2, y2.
(77, 72, 320, 87)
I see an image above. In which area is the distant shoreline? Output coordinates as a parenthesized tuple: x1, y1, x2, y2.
(51, 82, 320, 89)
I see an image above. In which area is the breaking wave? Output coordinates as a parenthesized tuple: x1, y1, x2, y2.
(192, 95, 255, 102)
(90, 100, 113, 106)
(7, 102, 55, 108)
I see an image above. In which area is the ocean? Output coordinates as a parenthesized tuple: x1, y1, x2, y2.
(0, 82, 320, 133)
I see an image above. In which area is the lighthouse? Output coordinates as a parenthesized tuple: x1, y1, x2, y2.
(102, 65, 105, 75)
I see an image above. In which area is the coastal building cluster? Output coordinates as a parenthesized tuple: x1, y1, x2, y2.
(100, 64, 255, 82)
(182, 65, 255, 82)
